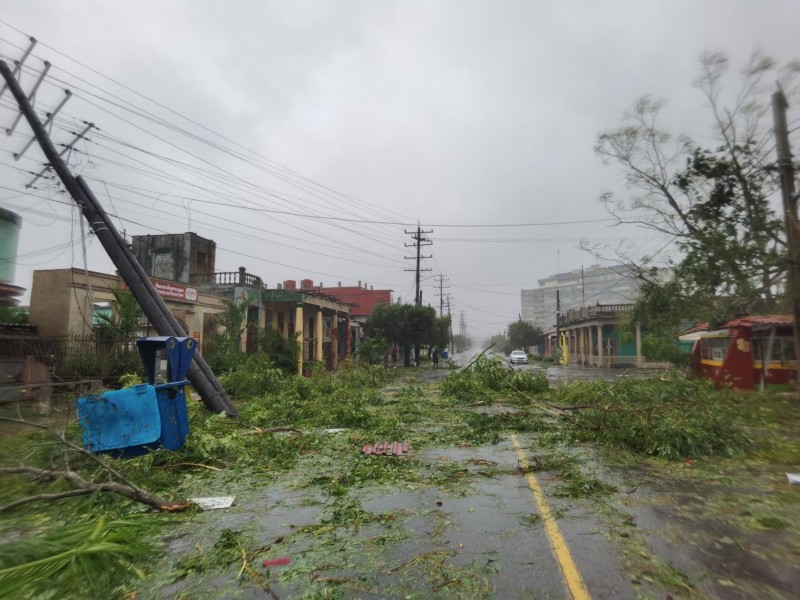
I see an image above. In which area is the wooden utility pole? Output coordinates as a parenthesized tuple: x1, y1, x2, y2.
(433, 274, 449, 316)
(555, 289, 561, 361)
(404, 225, 432, 305)
(0, 59, 238, 416)
(772, 88, 800, 389)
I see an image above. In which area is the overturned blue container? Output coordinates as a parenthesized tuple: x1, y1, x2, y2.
(77, 336, 197, 456)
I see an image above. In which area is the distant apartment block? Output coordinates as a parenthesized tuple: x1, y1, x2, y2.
(521, 265, 641, 331)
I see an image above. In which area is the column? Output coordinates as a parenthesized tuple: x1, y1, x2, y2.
(635, 322, 643, 368)
(332, 313, 339, 368)
(315, 309, 323, 364)
(295, 305, 304, 375)
(597, 324, 604, 368)
(345, 314, 351, 356)
(579, 327, 585, 364)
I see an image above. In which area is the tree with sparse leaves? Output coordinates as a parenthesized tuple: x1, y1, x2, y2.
(596, 49, 800, 353)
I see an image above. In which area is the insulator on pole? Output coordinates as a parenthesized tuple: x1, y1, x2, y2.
(0, 36, 36, 100)
(26, 122, 94, 188)
(6, 61, 51, 136)
(14, 89, 72, 161)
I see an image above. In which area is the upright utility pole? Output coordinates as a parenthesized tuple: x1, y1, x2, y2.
(433, 274, 449, 316)
(446, 296, 454, 352)
(404, 225, 432, 305)
(581, 265, 586, 307)
(772, 88, 800, 389)
(0, 59, 238, 416)
(555, 289, 561, 360)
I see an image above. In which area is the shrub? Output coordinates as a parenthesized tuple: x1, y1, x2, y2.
(217, 353, 285, 398)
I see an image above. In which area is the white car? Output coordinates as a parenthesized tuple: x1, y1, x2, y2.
(509, 350, 528, 365)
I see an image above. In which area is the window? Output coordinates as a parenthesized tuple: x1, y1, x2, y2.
(152, 251, 174, 280)
(700, 337, 730, 362)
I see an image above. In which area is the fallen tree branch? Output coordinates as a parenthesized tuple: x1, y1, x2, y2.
(459, 343, 495, 373)
(0, 466, 190, 513)
(0, 488, 93, 512)
(0, 414, 192, 513)
(160, 462, 223, 472)
(242, 427, 304, 436)
(0, 416, 138, 489)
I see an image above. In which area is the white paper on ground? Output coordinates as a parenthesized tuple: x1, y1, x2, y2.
(189, 496, 235, 509)
(786, 473, 800, 485)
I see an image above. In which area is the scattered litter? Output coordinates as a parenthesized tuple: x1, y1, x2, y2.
(361, 441, 410, 456)
(787, 473, 800, 485)
(323, 428, 348, 434)
(263, 557, 291, 568)
(189, 496, 235, 509)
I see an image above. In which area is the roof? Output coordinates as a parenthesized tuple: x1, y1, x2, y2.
(723, 314, 793, 329)
(679, 315, 793, 335)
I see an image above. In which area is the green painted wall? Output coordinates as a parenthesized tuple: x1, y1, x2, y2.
(0, 208, 21, 283)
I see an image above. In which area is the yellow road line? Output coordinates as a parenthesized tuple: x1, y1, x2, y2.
(511, 432, 591, 600)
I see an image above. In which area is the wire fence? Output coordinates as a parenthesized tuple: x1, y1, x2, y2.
(0, 333, 142, 389)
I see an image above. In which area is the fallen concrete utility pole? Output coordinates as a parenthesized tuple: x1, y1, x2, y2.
(0, 59, 238, 417)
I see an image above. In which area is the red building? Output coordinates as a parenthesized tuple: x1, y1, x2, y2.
(691, 315, 796, 390)
(290, 279, 392, 319)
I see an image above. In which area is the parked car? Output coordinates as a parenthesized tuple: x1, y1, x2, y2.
(509, 350, 528, 365)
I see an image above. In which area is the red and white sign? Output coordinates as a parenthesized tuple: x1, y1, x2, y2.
(152, 280, 198, 301)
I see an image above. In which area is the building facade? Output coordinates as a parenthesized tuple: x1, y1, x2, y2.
(521, 265, 641, 331)
(28, 268, 226, 343)
(131, 232, 216, 285)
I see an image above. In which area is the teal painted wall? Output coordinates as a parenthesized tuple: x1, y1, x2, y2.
(0, 208, 21, 283)
(602, 325, 637, 356)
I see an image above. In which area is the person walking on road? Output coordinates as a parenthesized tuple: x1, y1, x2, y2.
(432, 348, 439, 370)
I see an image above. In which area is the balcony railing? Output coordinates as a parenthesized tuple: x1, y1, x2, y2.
(561, 303, 635, 325)
(191, 269, 264, 289)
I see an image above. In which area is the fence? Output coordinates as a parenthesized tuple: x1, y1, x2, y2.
(0, 334, 142, 387)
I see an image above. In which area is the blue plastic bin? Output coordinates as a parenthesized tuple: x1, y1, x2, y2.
(152, 380, 191, 450)
(78, 384, 161, 454)
(78, 336, 197, 456)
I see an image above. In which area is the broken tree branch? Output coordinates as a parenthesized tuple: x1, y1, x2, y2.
(0, 466, 189, 512)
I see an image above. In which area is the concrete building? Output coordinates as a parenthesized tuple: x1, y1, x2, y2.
(131, 232, 216, 285)
(521, 265, 641, 331)
(28, 268, 226, 343)
(263, 284, 352, 374)
(294, 279, 393, 358)
(303, 280, 392, 322)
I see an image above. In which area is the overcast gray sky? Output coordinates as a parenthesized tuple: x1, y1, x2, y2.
(1, 1, 798, 342)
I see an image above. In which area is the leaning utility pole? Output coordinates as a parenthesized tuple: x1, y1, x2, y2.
(0, 59, 238, 416)
(772, 88, 800, 389)
(404, 225, 432, 305)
